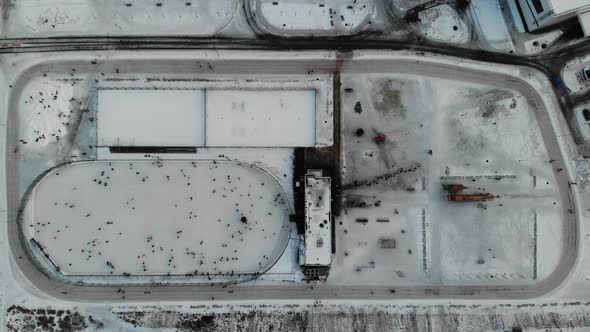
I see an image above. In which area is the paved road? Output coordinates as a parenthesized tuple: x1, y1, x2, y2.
(3, 48, 581, 302)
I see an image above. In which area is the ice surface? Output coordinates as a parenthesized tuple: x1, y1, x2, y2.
(97, 89, 205, 147)
(206, 90, 316, 147)
(303, 172, 332, 266)
(24, 161, 291, 276)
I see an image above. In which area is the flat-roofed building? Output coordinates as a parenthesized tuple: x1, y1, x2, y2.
(299, 170, 332, 280)
(516, 0, 590, 34)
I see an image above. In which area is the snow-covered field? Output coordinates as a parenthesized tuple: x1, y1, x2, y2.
(0, 51, 582, 309)
(333, 72, 564, 286)
(22, 160, 291, 279)
(563, 54, 590, 95)
(1, 0, 238, 37)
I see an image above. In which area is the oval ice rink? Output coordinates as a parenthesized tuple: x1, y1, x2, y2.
(21, 160, 291, 277)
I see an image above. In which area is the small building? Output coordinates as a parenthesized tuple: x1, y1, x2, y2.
(299, 170, 332, 280)
(515, 0, 590, 34)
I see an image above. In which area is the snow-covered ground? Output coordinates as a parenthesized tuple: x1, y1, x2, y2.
(8, 53, 333, 206)
(247, 0, 375, 36)
(471, 0, 564, 55)
(386, 0, 564, 54)
(387, 0, 565, 54)
(0, 0, 567, 56)
(98, 89, 206, 147)
(563, 54, 590, 95)
(0, 0, 239, 37)
(0, 51, 584, 332)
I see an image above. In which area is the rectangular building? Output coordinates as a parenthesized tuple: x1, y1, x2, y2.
(516, 0, 590, 33)
(97, 89, 205, 147)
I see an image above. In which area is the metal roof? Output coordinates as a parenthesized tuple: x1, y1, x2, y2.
(550, 0, 590, 14)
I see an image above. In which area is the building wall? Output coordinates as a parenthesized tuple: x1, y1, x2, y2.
(516, 0, 589, 31)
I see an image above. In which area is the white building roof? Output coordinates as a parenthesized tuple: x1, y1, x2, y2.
(206, 89, 316, 147)
(98, 88, 319, 148)
(303, 170, 332, 266)
(580, 11, 590, 36)
(550, 0, 590, 14)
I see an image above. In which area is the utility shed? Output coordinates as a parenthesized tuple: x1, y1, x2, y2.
(302, 170, 332, 269)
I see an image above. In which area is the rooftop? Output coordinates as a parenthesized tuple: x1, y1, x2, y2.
(550, 0, 590, 15)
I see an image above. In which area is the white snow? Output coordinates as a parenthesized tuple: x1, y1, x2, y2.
(23, 160, 291, 277)
(97, 89, 206, 147)
(329, 207, 428, 285)
(470, 0, 515, 53)
(573, 105, 590, 144)
(250, 0, 374, 36)
(562, 54, 590, 95)
(206, 90, 316, 147)
(333, 71, 563, 286)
